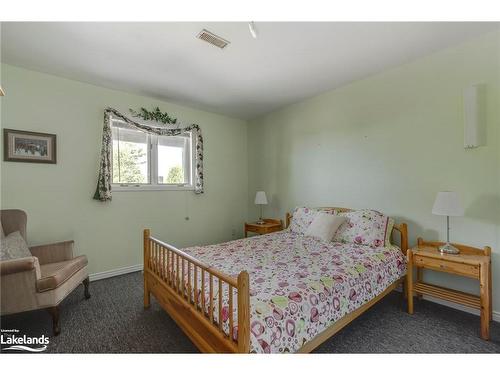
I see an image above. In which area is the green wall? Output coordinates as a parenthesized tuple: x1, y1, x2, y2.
(0, 64, 248, 275)
(248, 31, 500, 311)
(2, 30, 499, 314)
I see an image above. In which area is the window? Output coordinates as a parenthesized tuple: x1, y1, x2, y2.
(111, 118, 194, 191)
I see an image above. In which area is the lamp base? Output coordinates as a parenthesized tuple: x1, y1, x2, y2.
(439, 242, 460, 255)
(256, 219, 265, 225)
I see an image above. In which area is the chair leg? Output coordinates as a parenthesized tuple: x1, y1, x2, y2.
(83, 276, 91, 299)
(48, 306, 61, 336)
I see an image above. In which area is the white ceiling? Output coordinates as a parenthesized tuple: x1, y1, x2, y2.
(1, 22, 498, 120)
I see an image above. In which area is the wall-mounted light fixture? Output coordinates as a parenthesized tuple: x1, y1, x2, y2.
(0, 86, 5, 96)
(463, 83, 485, 149)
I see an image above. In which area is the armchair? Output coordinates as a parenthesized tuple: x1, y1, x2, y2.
(0, 209, 90, 335)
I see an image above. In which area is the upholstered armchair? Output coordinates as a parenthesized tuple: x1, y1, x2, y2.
(0, 209, 90, 335)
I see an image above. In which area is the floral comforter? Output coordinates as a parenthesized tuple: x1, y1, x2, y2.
(180, 230, 406, 353)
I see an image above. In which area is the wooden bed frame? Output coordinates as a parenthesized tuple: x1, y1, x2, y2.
(143, 207, 408, 353)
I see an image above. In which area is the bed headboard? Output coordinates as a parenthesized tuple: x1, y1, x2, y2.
(285, 207, 408, 255)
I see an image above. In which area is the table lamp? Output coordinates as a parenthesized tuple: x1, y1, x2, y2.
(254, 191, 268, 224)
(432, 191, 464, 254)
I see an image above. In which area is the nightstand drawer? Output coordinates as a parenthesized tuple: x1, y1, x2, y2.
(414, 255, 479, 278)
(246, 225, 280, 234)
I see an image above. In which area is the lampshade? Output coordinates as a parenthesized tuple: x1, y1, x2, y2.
(254, 191, 268, 205)
(432, 191, 464, 216)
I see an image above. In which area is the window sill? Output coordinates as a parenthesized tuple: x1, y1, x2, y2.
(112, 184, 195, 192)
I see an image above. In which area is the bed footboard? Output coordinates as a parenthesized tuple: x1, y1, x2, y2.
(143, 229, 250, 353)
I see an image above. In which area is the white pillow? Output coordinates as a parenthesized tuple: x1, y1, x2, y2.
(289, 207, 336, 234)
(0, 231, 32, 261)
(305, 213, 347, 242)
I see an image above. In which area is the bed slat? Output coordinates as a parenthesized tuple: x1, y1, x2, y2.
(209, 274, 214, 324)
(229, 285, 234, 341)
(187, 261, 192, 304)
(194, 265, 198, 309)
(218, 278, 223, 331)
(201, 269, 206, 314)
(181, 258, 185, 298)
(176, 254, 180, 292)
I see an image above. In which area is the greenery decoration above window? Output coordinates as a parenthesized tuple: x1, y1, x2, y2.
(129, 107, 178, 125)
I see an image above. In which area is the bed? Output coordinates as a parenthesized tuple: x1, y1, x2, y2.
(143, 207, 408, 353)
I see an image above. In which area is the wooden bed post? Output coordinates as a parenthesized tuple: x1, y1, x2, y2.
(485, 246, 492, 322)
(399, 223, 408, 253)
(237, 271, 250, 353)
(406, 246, 414, 314)
(144, 228, 151, 309)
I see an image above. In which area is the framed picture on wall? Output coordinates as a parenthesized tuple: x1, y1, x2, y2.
(3, 129, 57, 164)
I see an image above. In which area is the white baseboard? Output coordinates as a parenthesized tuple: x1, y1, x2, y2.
(89, 264, 143, 282)
(396, 285, 500, 322)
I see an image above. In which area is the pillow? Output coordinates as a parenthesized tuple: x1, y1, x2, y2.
(289, 207, 336, 234)
(305, 213, 346, 242)
(0, 231, 32, 261)
(333, 209, 390, 248)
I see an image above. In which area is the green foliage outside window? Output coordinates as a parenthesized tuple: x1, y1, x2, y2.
(113, 142, 147, 183)
(166, 166, 184, 184)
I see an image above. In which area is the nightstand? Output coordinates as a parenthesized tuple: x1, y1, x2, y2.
(407, 238, 492, 340)
(244, 219, 283, 237)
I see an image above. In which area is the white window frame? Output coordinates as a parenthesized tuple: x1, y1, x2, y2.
(110, 118, 195, 192)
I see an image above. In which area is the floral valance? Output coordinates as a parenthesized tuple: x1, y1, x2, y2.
(93, 107, 204, 201)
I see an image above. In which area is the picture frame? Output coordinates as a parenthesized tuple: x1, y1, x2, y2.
(3, 129, 57, 164)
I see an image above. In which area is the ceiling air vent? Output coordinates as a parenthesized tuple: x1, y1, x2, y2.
(197, 29, 230, 49)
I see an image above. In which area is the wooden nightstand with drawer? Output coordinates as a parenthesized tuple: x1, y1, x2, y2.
(407, 238, 492, 340)
(244, 219, 283, 237)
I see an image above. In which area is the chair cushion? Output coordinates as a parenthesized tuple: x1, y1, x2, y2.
(37, 255, 88, 292)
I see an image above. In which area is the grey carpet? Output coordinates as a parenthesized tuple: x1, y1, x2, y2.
(1, 271, 499, 353)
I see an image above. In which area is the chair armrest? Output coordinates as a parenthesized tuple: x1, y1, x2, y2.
(29, 240, 74, 265)
(0, 256, 41, 278)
